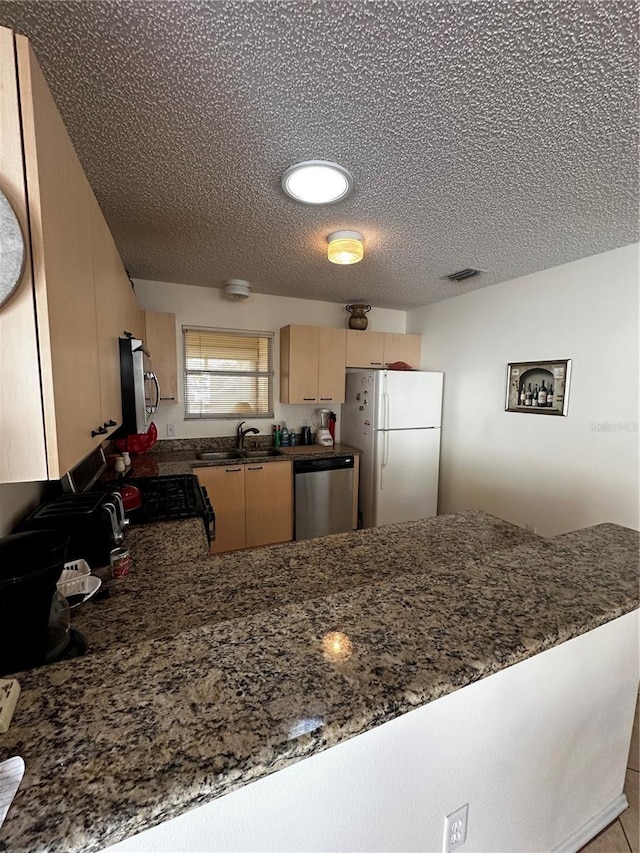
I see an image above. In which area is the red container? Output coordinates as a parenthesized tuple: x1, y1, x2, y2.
(110, 547, 131, 578)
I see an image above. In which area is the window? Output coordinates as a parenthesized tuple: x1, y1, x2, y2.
(183, 327, 274, 419)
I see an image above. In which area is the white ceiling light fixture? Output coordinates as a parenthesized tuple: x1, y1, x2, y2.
(224, 279, 251, 300)
(282, 160, 353, 205)
(327, 230, 364, 265)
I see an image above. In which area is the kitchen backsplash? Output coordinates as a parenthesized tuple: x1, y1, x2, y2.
(150, 434, 287, 454)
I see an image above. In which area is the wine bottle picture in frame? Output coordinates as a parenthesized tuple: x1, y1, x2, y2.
(505, 359, 572, 416)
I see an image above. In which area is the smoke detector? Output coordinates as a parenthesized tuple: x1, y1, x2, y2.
(224, 279, 250, 301)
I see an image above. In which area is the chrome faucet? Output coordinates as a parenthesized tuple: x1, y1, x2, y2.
(237, 421, 260, 449)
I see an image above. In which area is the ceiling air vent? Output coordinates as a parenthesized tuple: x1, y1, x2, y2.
(445, 267, 483, 283)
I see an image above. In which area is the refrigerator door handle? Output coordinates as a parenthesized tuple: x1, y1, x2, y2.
(380, 429, 390, 489)
(383, 390, 390, 431)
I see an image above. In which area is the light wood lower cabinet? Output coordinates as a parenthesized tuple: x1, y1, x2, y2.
(196, 461, 293, 554)
(196, 465, 246, 554)
(245, 461, 293, 548)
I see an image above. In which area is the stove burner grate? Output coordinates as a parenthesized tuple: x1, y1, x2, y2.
(127, 475, 207, 523)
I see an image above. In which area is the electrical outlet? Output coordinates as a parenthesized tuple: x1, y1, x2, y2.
(165, 423, 176, 437)
(443, 803, 468, 853)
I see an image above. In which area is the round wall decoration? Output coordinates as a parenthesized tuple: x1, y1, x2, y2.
(0, 190, 26, 308)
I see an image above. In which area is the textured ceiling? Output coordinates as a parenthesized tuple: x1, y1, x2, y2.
(0, 0, 638, 310)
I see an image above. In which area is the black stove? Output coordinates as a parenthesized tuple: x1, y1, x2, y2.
(127, 475, 215, 543)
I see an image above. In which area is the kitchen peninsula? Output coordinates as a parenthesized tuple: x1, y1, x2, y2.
(0, 511, 637, 853)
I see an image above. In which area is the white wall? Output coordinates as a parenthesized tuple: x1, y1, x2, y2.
(0, 481, 44, 536)
(134, 280, 406, 441)
(407, 244, 639, 536)
(108, 611, 639, 853)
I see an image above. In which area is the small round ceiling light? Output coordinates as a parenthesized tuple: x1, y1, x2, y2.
(224, 279, 250, 300)
(327, 230, 364, 265)
(282, 160, 353, 205)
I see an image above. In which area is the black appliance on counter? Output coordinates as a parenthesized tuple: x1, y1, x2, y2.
(124, 475, 215, 545)
(20, 491, 126, 568)
(0, 531, 87, 676)
(31, 448, 215, 555)
(119, 334, 159, 435)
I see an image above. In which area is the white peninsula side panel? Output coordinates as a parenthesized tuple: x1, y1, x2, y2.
(108, 610, 639, 853)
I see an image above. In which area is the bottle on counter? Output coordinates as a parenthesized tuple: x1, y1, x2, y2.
(281, 426, 290, 446)
(290, 430, 297, 446)
(273, 425, 281, 447)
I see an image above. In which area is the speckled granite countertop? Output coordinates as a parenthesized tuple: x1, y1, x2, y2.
(0, 511, 637, 853)
(104, 441, 359, 479)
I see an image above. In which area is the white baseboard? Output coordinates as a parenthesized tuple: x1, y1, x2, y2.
(553, 793, 629, 853)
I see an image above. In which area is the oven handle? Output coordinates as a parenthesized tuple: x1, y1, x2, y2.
(200, 485, 215, 544)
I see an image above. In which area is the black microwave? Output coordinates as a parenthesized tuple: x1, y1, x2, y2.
(119, 335, 160, 435)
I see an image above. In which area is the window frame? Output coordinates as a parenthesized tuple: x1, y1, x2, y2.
(182, 326, 274, 420)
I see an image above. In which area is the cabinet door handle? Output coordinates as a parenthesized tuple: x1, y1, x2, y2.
(91, 426, 108, 437)
(371, 362, 382, 366)
(104, 419, 117, 427)
(320, 397, 333, 401)
(247, 466, 263, 471)
(225, 467, 243, 473)
(303, 397, 316, 401)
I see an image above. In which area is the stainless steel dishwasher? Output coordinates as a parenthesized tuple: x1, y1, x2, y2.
(294, 456, 355, 540)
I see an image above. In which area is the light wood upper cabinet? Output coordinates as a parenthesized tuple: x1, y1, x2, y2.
(280, 325, 346, 405)
(317, 327, 347, 404)
(382, 333, 422, 368)
(143, 311, 178, 401)
(345, 330, 385, 368)
(0, 27, 144, 483)
(18, 34, 103, 476)
(245, 461, 293, 548)
(196, 460, 293, 554)
(345, 330, 422, 369)
(0, 27, 47, 483)
(90, 189, 144, 436)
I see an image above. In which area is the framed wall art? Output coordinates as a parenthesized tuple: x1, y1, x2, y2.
(505, 359, 571, 416)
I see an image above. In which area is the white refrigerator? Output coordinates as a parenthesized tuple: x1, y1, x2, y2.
(341, 370, 443, 528)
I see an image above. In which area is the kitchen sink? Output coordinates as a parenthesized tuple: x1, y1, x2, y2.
(197, 451, 244, 461)
(196, 449, 283, 461)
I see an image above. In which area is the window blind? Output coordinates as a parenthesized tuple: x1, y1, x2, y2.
(183, 327, 274, 419)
